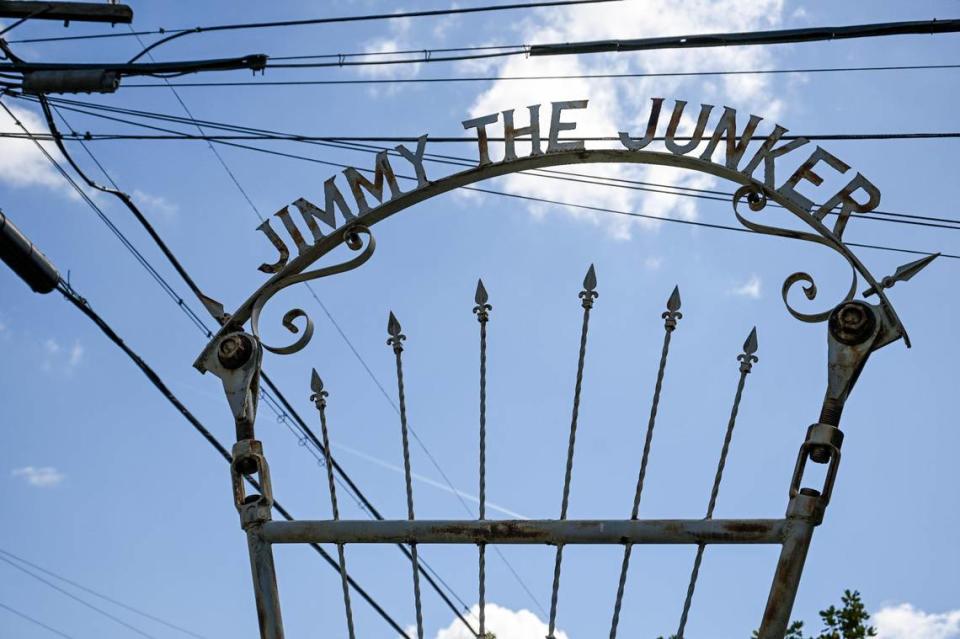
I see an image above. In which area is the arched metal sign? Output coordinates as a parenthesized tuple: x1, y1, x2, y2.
(193, 97, 937, 639)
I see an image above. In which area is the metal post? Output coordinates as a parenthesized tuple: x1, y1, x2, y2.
(246, 528, 284, 639)
(232, 439, 285, 639)
(756, 491, 820, 639)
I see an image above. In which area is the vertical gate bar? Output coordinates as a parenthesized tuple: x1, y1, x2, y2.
(474, 279, 492, 637)
(675, 327, 758, 638)
(310, 370, 357, 639)
(547, 264, 598, 639)
(388, 312, 425, 639)
(609, 286, 681, 639)
(246, 528, 285, 639)
(756, 513, 816, 639)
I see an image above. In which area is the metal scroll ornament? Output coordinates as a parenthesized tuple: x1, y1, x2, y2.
(731, 185, 858, 324)
(249, 225, 376, 355)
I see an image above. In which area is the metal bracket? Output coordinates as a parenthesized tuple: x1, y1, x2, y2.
(231, 439, 274, 530)
(197, 331, 263, 441)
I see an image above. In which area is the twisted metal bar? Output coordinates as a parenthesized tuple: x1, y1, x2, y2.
(388, 313, 424, 639)
(675, 327, 759, 638)
(474, 280, 492, 637)
(547, 265, 598, 639)
(310, 370, 357, 639)
(609, 286, 682, 639)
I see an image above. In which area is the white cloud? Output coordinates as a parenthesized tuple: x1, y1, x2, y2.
(730, 274, 762, 299)
(132, 189, 178, 220)
(436, 603, 569, 639)
(12, 466, 65, 487)
(644, 256, 663, 270)
(875, 604, 960, 639)
(41, 338, 84, 373)
(463, 0, 787, 238)
(0, 103, 72, 195)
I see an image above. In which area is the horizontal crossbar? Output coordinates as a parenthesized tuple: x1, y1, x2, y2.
(259, 518, 788, 545)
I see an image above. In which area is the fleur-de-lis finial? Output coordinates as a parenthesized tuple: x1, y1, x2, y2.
(473, 278, 492, 322)
(737, 326, 759, 373)
(387, 311, 406, 352)
(579, 263, 599, 309)
(309, 368, 328, 408)
(662, 285, 682, 330)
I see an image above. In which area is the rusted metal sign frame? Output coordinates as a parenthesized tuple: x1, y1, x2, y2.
(195, 97, 933, 639)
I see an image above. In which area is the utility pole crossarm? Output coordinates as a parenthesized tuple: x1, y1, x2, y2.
(0, 1, 133, 24)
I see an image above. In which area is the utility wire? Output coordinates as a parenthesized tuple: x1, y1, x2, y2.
(114, 62, 960, 88)
(126, 0, 620, 62)
(24, 93, 960, 232)
(0, 92, 446, 638)
(0, 548, 206, 639)
(0, 601, 77, 639)
(0, 554, 160, 639)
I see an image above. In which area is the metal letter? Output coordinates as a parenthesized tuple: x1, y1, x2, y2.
(343, 150, 402, 215)
(256, 218, 290, 274)
(741, 124, 809, 188)
(547, 100, 588, 153)
(698, 106, 763, 169)
(777, 147, 851, 212)
(814, 173, 881, 239)
(462, 113, 500, 166)
(395, 135, 430, 188)
(275, 206, 309, 253)
(619, 97, 664, 151)
(665, 100, 714, 155)
(502, 105, 542, 161)
(290, 177, 356, 244)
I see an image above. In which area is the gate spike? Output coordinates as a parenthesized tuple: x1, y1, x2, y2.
(475, 278, 489, 305)
(676, 325, 760, 638)
(610, 285, 683, 639)
(583, 263, 598, 291)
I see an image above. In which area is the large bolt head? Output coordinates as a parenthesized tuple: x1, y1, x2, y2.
(218, 334, 253, 369)
(829, 301, 877, 345)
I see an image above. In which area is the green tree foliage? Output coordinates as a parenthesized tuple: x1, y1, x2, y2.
(657, 589, 876, 639)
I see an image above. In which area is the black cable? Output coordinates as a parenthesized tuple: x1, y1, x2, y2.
(0, 554, 160, 639)
(2, 93, 424, 638)
(126, 0, 620, 62)
(529, 17, 960, 56)
(55, 280, 413, 639)
(25, 94, 960, 232)
(115, 62, 960, 87)
(0, 548, 206, 639)
(0, 600, 76, 639)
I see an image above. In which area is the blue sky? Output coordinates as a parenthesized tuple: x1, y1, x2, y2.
(1, 1, 959, 638)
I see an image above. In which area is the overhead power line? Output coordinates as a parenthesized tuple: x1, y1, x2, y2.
(0, 600, 76, 639)
(127, 0, 620, 62)
(112, 62, 960, 88)
(0, 548, 206, 639)
(529, 18, 960, 56)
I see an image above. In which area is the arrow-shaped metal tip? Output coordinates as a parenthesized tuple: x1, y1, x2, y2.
(310, 368, 324, 394)
(387, 311, 402, 336)
(667, 285, 681, 312)
(475, 278, 488, 305)
(743, 326, 759, 355)
(583, 263, 597, 291)
(863, 252, 940, 297)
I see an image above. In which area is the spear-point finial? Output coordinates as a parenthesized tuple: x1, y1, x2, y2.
(387, 311, 406, 352)
(738, 326, 759, 373)
(473, 278, 492, 322)
(863, 252, 939, 297)
(309, 368, 328, 408)
(662, 285, 683, 330)
(579, 263, 599, 309)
